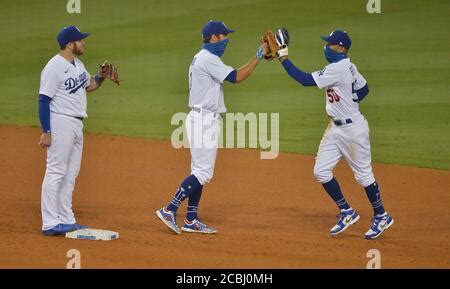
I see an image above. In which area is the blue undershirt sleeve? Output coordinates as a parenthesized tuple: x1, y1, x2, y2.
(281, 59, 317, 87)
(354, 83, 369, 102)
(38, 94, 51, 133)
(224, 70, 237, 83)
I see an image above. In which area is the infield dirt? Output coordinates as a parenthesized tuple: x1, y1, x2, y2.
(1, 125, 449, 268)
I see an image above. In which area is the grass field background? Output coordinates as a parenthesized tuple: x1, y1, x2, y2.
(0, 0, 449, 170)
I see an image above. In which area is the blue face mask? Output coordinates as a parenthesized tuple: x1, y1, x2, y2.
(203, 38, 229, 57)
(324, 45, 347, 63)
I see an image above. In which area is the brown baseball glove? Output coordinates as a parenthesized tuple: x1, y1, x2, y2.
(98, 61, 120, 85)
(261, 30, 278, 60)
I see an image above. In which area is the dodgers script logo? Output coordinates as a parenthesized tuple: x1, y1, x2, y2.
(64, 72, 88, 94)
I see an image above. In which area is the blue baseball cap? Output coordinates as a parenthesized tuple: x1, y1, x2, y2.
(202, 21, 235, 37)
(320, 30, 351, 49)
(57, 26, 90, 49)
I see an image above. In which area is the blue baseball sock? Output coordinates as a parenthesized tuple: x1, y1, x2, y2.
(166, 175, 202, 213)
(187, 186, 203, 221)
(322, 177, 351, 211)
(364, 181, 385, 216)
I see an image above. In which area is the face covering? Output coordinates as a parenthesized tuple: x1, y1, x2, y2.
(324, 45, 347, 63)
(203, 38, 229, 57)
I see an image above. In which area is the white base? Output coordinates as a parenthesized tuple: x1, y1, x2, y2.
(65, 228, 119, 241)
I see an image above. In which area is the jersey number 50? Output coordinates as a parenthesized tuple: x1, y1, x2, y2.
(327, 88, 341, 103)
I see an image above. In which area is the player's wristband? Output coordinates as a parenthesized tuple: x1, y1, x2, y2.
(94, 74, 105, 84)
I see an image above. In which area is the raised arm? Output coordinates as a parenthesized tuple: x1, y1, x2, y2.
(225, 45, 265, 84)
(280, 58, 317, 87)
(276, 28, 316, 87)
(86, 61, 120, 92)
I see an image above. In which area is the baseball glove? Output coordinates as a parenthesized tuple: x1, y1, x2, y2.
(261, 30, 278, 60)
(98, 61, 120, 85)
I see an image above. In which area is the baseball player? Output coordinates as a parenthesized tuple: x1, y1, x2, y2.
(274, 29, 393, 239)
(38, 26, 119, 236)
(156, 21, 266, 234)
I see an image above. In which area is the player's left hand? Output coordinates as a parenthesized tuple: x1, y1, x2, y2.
(98, 61, 120, 85)
(261, 30, 278, 60)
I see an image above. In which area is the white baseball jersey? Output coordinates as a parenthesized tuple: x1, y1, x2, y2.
(311, 58, 367, 120)
(188, 49, 234, 113)
(39, 54, 91, 118)
(312, 58, 375, 188)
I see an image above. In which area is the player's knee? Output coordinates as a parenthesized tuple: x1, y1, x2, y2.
(313, 165, 332, 183)
(355, 173, 375, 187)
(46, 164, 68, 178)
(192, 170, 214, 185)
(201, 172, 213, 184)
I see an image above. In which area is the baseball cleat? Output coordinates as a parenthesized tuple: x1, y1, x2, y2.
(65, 223, 89, 231)
(181, 219, 217, 234)
(330, 208, 360, 236)
(42, 224, 78, 236)
(156, 208, 181, 234)
(364, 212, 394, 240)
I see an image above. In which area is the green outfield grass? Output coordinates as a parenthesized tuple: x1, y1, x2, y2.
(0, 0, 449, 170)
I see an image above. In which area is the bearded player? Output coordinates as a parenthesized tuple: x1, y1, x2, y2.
(38, 26, 119, 236)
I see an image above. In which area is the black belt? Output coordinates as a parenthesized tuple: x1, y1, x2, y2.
(53, 112, 83, 121)
(333, 118, 352, 126)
